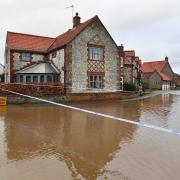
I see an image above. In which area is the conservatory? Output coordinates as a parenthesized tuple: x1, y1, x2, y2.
(15, 62, 60, 84)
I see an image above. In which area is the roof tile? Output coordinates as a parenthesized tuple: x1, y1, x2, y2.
(7, 32, 55, 52)
(7, 15, 98, 53)
(142, 61, 167, 73)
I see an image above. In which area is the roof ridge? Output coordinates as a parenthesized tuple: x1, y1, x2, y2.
(7, 31, 55, 39)
(143, 60, 166, 63)
(124, 50, 135, 52)
(55, 15, 98, 39)
(47, 15, 99, 51)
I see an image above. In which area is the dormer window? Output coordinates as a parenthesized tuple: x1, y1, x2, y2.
(22, 53, 31, 61)
(89, 47, 104, 61)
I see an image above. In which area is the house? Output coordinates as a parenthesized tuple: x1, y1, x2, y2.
(174, 73, 180, 88)
(142, 57, 174, 90)
(4, 13, 123, 93)
(119, 44, 142, 90)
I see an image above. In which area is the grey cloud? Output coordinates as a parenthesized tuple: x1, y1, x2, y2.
(0, 0, 180, 73)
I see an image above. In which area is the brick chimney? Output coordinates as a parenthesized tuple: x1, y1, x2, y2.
(119, 44, 124, 51)
(165, 56, 169, 61)
(73, 12, 81, 28)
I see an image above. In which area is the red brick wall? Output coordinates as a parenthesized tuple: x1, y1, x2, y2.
(0, 83, 65, 96)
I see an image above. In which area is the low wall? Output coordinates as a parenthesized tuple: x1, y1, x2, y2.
(2, 95, 67, 104)
(67, 91, 140, 101)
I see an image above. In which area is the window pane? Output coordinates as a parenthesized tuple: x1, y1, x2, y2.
(26, 76, 31, 83)
(89, 48, 93, 59)
(40, 75, 44, 83)
(22, 53, 31, 61)
(90, 82, 93, 88)
(20, 75, 23, 83)
(33, 76, 38, 83)
(47, 75, 52, 82)
(90, 75, 93, 81)
(89, 47, 103, 60)
(53, 75, 59, 82)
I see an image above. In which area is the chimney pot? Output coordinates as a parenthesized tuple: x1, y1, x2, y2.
(165, 56, 169, 61)
(73, 12, 81, 28)
(119, 44, 124, 51)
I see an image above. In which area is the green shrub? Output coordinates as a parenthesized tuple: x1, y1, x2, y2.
(123, 82, 137, 91)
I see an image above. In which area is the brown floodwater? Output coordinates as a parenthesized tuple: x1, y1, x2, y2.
(0, 91, 180, 180)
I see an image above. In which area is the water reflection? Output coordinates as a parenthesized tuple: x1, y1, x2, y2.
(140, 94, 173, 128)
(3, 104, 138, 179)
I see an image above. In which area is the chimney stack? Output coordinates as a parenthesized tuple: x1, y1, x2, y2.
(73, 12, 81, 28)
(165, 56, 169, 61)
(119, 44, 124, 51)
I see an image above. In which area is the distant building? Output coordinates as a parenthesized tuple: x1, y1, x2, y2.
(4, 13, 124, 93)
(142, 57, 174, 90)
(119, 44, 142, 90)
(174, 73, 180, 88)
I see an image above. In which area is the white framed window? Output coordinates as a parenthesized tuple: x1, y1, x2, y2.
(120, 76, 124, 90)
(22, 53, 31, 61)
(89, 47, 103, 61)
(89, 75, 103, 89)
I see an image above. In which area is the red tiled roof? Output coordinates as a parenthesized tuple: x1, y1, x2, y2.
(158, 71, 171, 81)
(7, 15, 99, 53)
(48, 15, 98, 51)
(142, 61, 167, 73)
(7, 32, 55, 53)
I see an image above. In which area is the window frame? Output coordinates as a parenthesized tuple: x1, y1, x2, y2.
(21, 52, 31, 62)
(88, 44, 104, 61)
(88, 74, 103, 89)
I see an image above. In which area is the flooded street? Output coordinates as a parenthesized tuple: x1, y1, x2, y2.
(0, 92, 180, 180)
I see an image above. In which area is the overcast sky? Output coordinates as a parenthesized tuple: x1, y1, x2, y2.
(0, 0, 180, 73)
